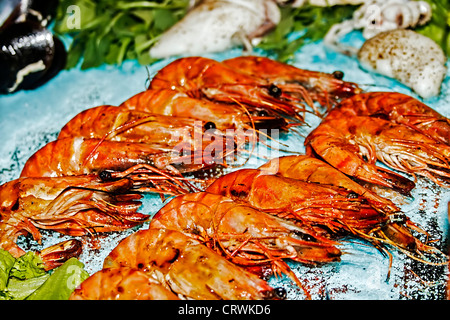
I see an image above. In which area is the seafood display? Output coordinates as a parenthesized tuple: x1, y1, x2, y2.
(204, 167, 442, 265)
(150, 191, 341, 296)
(1, 48, 449, 300)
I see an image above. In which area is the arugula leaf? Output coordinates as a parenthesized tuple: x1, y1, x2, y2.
(54, 0, 190, 69)
(257, 5, 357, 62)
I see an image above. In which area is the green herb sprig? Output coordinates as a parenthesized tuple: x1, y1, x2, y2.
(256, 4, 357, 62)
(416, 0, 450, 55)
(54, 1, 449, 69)
(54, 0, 190, 69)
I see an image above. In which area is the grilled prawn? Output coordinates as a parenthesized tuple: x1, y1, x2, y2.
(20, 137, 221, 185)
(58, 105, 210, 149)
(259, 154, 400, 213)
(206, 168, 446, 265)
(259, 155, 436, 256)
(103, 228, 286, 300)
(206, 168, 387, 234)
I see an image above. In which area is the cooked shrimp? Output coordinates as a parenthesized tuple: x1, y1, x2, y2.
(70, 267, 180, 300)
(306, 115, 450, 190)
(258, 155, 435, 255)
(330, 92, 450, 146)
(206, 168, 447, 266)
(121, 88, 290, 132)
(223, 55, 361, 111)
(103, 228, 286, 300)
(20, 137, 220, 182)
(38, 239, 83, 271)
(149, 56, 307, 121)
(0, 175, 148, 258)
(259, 154, 400, 213)
(206, 168, 387, 234)
(150, 192, 340, 296)
(58, 105, 208, 149)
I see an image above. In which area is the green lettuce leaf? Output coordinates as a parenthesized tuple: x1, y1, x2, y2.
(27, 257, 89, 300)
(10, 251, 46, 280)
(6, 274, 50, 300)
(1, 249, 90, 300)
(0, 250, 15, 291)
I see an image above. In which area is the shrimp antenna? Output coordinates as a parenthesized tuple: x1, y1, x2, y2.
(144, 66, 151, 90)
(82, 114, 161, 168)
(109, 164, 198, 193)
(213, 202, 312, 300)
(278, 83, 320, 116)
(229, 98, 258, 167)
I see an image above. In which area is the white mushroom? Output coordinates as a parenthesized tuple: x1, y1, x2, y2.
(357, 29, 447, 99)
(149, 0, 281, 58)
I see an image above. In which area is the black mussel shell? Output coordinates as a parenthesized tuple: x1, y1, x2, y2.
(0, 20, 66, 94)
(0, 0, 21, 31)
(24, 34, 66, 90)
(18, 0, 60, 25)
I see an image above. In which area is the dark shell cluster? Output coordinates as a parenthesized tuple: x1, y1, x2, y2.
(0, 0, 66, 94)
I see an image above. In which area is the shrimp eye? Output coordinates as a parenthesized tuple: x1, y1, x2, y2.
(99, 170, 113, 181)
(258, 110, 269, 117)
(274, 287, 287, 300)
(268, 84, 282, 98)
(204, 121, 216, 130)
(332, 70, 344, 80)
(346, 191, 359, 199)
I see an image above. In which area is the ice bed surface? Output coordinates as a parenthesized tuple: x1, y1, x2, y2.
(0, 33, 449, 300)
